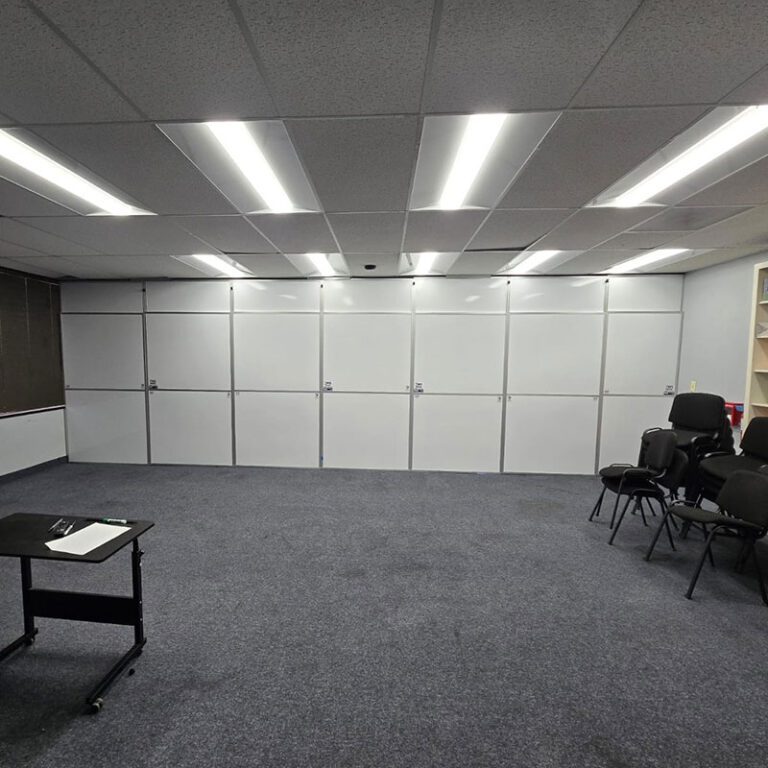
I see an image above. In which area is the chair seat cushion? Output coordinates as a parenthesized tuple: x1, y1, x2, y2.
(669, 504, 763, 532)
(699, 454, 767, 482)
(602, 476, 658, 494)
(673, 429, 714, 449)
(599, 465, 632, 480)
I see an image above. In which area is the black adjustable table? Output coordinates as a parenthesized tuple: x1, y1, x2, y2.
(0, 513, 154, 713)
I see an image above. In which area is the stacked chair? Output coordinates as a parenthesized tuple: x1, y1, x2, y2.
(588, 397, 768, 606)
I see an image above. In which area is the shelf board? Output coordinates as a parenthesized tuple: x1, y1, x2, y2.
(755, 370, 768, 374)
(752, 402, 768, 408)
(760, 300, 768, 305)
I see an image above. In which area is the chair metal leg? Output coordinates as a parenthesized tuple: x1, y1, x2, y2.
(645, 507, 674, 561)
(609, 496, 637, 546)
(609, 491, 624, 530)
(686, 528, 720, 600)
(638, 498, 648, 527)
(589, 487, 606, 522)
(734, 539, 750, 574)
(748, 540, 768, 606)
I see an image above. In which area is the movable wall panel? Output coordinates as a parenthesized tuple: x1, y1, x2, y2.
(504, 396, 599, 474)
(62, 314, 145, 390)
(149, 390, 232, 465)
(599, 396, 674, 467)
(413, 395, 502, 472)
(61, 275, 685, 475)
(324, 314, 411, 393)
(146, 314, 231, 391)
(323, 393, 409, 470)
(236, 392, 319, 468)
(234, 314, 319, 391)
(66, 390, 147, 463)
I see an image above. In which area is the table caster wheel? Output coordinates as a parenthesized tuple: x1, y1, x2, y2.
(24, 636, 35, 646)
(128, 668, 135, 676)
(89, 698, 103, 714)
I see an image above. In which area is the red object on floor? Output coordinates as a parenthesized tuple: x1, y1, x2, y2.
(725, 402, 744, 427)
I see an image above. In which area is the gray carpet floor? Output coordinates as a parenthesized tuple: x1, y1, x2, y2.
(1, 463, 767, 768)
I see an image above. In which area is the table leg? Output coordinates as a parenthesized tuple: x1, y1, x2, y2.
(0, 557, 39, 663)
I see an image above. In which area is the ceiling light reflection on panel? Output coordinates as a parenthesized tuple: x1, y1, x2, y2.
(591, 105, 768, 209)
(284, 252, 349, 278)
(409, 111, 559, 210)
(173, 253, 253, 278)
(602, 248, 689, 274)
(0, 128, 151, 216)
(158, 121, 320, 214)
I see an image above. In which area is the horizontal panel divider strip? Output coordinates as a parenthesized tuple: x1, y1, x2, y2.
(413, 311, 507, 315)
(145, 311, 230, 315)
(322, 391, 411, 395)
(414, 392, 504, 397)
(148, 389, 232, 393)
(606, 310, 683, 315)
(66, 388, 145, 392)
(508, 310, 605, 315)
(506, 393, 600, 398)
(0, 405, 65, 420)
(61, 312, 143, 316)
(601, 393, 677, 398)
(322, 311, 412, 315)
(234, 390, 320, 394)
(233, 310, 320, 314)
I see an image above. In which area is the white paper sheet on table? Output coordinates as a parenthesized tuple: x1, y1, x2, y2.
(45, 522, 130, 556)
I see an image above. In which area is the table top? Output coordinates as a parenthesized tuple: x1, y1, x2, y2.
(0, 514, 154, 563)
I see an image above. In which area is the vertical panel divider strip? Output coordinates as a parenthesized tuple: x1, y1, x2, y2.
(229, 281, 237, 467)
(499, 280, 512, 473)
(407, 280, 416, 470)
(674, 277, 685, 396)
(318, 282, 325, 468)
(593, 278, 610, 474)
(141, 282, 152, 465)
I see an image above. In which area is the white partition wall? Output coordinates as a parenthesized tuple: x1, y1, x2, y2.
(61, 275, 685, 475)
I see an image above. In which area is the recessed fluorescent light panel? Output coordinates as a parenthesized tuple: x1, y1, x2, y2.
(409, 112, 559, 210)
(398, 252, 461, 275)
(603, 248, 689, 274)
(174, 253, 253, 278)
(591, 105, 768, 208)
(284, 253, 349, 278)
(158, 121, 320, 214)
(0, 129, 150, 215)
(504, 250, 561, 275)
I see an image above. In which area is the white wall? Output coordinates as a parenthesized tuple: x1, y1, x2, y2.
(61, 276, 684, 474)
(679, 252, 768, 403)
(0, 408, 67, 477)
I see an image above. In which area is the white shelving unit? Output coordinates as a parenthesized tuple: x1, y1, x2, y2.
(745, 260, 768, 425)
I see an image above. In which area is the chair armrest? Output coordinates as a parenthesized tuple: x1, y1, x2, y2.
(701, 450, 735, 461)
(621, 467, 654, 480)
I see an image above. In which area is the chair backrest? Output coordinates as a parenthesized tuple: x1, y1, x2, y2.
(716, 470, 768, 531)
(642, 429, 678, 473)
(740, 417, 768, 462)
(636, 427, 662, 466)
(657, 449, 688, 492)
(668, 392, 725, 433)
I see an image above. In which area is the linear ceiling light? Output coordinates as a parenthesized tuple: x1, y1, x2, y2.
(611, 106, 768, 207)
(413, 252, 438, 275)
(206, 121, 294, 213)
(507, 250, 561, 274)
(603, 248, 688, 274)
(0, 129, 144, 215)
(181, 253, 252, 278)
(307, 252, 336, 276)
(438, 114, 508, 209)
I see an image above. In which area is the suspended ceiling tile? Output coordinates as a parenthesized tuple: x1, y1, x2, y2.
(599, 231, 689, 250)
(326, 213, 405, 253)
(14, 216, 211, 255)
(344, 253, 402, 277)
(425, 0, 639, 111)
(0, 1, 139, 123)
(0, 257, 62, 277)
(34, 0, 276, 120)
(403, 211, 486, 252)
(171, 216, 276, 253)
(448, 251, 517, 276)
(60, 255, 210, 279)
(662, 206, 768, 249)
(548, 251, 632, 275)
(0, 178, 76, 217)
(30, 124, 236, 215)
(239, 0, 433, 115)
(467, 209, 572, 250)
(532, 208, 658, 250)
(682, 156, 768, 206)
(651, 246, 767, 273)
(633, 206, 750, 232)
(723, 65, 768, 104)
(7, 255, 122, 278)
(0, 112, 14, 125)
(286, 117, 420, 212)
(249, 214, 337, 253)
(0, 219, 99, 256)
(228, 254, 303, 278)
(0, 239, 45, 259)
(574, 0, 768, 106)
(500, 107, 706, 208)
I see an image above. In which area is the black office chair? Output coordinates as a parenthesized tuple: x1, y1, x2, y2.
(645, 470, 768, 605)
(667, 392, 730, 499)
(588, 429, 679, 545)
(696, 417, 768, 503)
